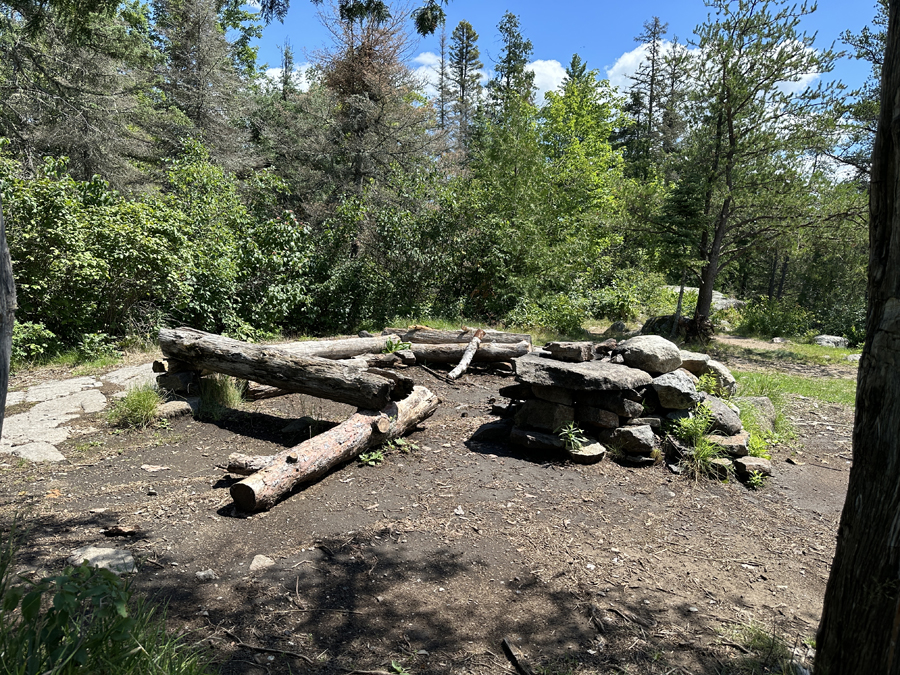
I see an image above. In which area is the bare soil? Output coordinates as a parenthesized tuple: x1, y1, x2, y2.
(0, 353, 856, 675)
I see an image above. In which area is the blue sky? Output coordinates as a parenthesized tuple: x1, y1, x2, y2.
(254, 0, 880, 98)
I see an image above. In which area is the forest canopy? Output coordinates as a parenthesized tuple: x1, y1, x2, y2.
(0, 0, 874, 359)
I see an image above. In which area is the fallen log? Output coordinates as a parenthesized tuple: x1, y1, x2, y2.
(229, 386, 440, 511)
(224, 453, 273, 475)
(448, 329, 485, 380)
(271, 335, 399, 360)
(383, 327, 532, 346)
(159, 327, 393, 409)
(409, 340, 530, 364)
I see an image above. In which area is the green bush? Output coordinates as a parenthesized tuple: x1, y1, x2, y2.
(0, 521, 211, 675)
(107, 383, 162, 429)
(736, 296, 812, 338)
(11, 322, 58, 363)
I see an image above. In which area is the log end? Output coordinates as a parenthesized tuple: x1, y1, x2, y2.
(230, 482, 259, 513)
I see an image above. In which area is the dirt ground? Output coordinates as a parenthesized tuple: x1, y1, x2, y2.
(0, 350, 856, 675)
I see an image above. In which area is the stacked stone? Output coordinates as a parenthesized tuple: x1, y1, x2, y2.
(500, 335, 769, 479)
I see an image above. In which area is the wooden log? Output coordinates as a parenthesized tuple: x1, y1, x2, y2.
(409, 340, 530, 364)
(229, 386, 440, 511)
(159, 327, 393, 409)
(448, 329, 485, 380)
(225, 453, 273, 475)
(383, 327, 532, 346)
(270, 335, 399, 360)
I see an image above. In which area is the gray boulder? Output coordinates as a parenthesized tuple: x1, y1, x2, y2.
(653, 371, 702, 410)
(514, 399, 574, 432)
(814, 335, 849, 348)
(567, 442, 607, 465)
(615, 335, 682, 374)
(701, 394, 743, 435)
(734, 456, 774, 478)
(679, 350, 710, 376)
(600, 425, 658, 457)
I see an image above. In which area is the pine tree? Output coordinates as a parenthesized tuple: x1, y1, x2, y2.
(448, 19, 482, 152)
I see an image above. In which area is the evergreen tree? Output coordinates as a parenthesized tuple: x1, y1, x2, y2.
(448, 19, 482, 152)
(488, 11, 534, 106)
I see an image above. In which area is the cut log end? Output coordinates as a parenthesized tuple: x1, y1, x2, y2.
(230, 483, 257, 512)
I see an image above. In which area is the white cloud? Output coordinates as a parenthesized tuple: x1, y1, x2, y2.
(527, 59, 567, 102)
(413, 51, 441, 97)
(264, 63, 314, 92)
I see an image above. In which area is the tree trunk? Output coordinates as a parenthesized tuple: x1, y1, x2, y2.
(670, 269, 686, 339)
(229, 386, 440, 511)
(448, 329, 485, 379)
(409, 340, 530, 364)
(0, 195, 16, 440)
(159, 327, 394, 409)
(816, 4, 900, 670)
(382, 327, 532, 345)
(270, 335, 399, 360)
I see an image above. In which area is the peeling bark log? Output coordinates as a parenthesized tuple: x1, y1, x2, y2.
(448, 329, 485, 380)
(230, 386, 440, 511)
(409, 340, 530, 364)
(271, 335, 399, 359)
(159, 327, 394, 409)
(383, 327, 532, 346)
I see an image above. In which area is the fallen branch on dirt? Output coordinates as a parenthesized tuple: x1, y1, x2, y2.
(229, 386, 440, 511)
(448, 329, 485, 380)
(408, 341, 530, 364)
(222, 628, 314, 664)
(159, 327, 394, 409)
(501, 638, 536, 675)
(383, 327, 532, 346)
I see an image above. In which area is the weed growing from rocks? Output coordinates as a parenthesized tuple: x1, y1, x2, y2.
(671, 403, 727, 480)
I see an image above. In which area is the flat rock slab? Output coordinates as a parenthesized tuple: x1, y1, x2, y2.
(7, 442, 67, 462)
(679, 350, 710, 375)
(707, 431, 750, 457)
(814, 335, 849, 348)
(568, 442, 606, 464)
(102, 363, 157, 389)
(735, 456, 774, 478)
(250, 555, 275, 572)
(25, 376, 101, 403)
(514, 354, 651, 392)
(69, 546, 135, 574)
(2, 389, 108, 448)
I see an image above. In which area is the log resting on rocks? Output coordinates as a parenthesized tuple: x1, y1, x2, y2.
(383, 327, 532, 346)
(410, 341, 530, 364)
(159, 327, 394, 409)
(230, 386, 440, 511)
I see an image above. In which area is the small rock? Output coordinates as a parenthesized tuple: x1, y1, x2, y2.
(68, 546, 135, 575)
(196, 569, 219, 582)
(846, 354, 861, 362)
(706, 431, 751, 457)
(454, 506, 465, 516)
(626, 416, 664, 430)
(147, 488, 158, 496)
(734, 456, 774, 478)
(358, 330, 374, 338)
(157, 400, 194, 419)
(599, 425, 658, 457)
(249, 555, 275, 572)
(708, 457, 734, 480)
(140, 464, 170, 473)
(605, 321, 628, 335)
(567, 442, 607, 465)
(772, 337, 788, 343)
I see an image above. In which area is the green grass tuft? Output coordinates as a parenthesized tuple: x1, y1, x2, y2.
(107, 383, 162, 429)
(734, 371, 856, 407)
(197, 374, 245, 421)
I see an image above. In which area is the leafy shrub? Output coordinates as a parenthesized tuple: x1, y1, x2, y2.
(107, 383, 161, 429)
(0, 520, 211, 675)
(671, 403, 728, 480)
(736, 296, 812, 338)
(506, 294, 587, 335)
(11, 322, 58, 363)
(77, 332, 118, 361)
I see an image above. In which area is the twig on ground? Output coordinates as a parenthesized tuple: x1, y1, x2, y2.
(501, 637, 536, 675)
(222, 628, 314, 664)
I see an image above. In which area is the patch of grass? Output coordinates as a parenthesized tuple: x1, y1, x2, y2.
(734, 371, 856, 407)
(197, 374, 244, 422)
(107, 383, 162, 429)
(711, 339, 861, 367)
(721, 620, 794, 673)
(671, 404, 728, 481)
(0, 518, 212, 675)
(72, 353, 122, 376)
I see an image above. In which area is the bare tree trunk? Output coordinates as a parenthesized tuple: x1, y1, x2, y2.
(817, 4, 900, 670)
(230, 386, 440, 511)
(0, 195, 16, 439)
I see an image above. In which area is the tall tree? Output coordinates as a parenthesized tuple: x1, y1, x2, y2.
(436, 27, 451, 130)
(488, 11, 534, 105)
(448, 19, 482, 151)
(816, 1, 900, 669)
(626, 16, 668, 177)
(660, 0, 842, 323)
